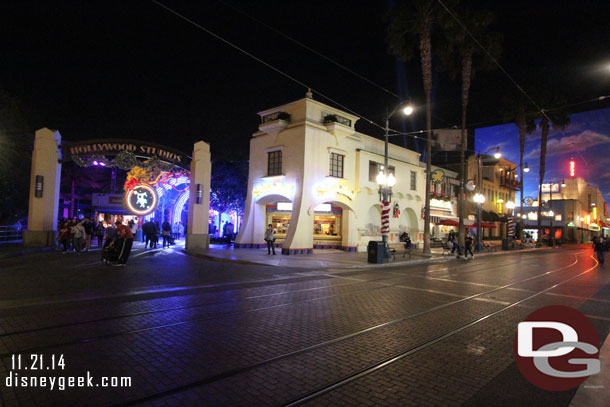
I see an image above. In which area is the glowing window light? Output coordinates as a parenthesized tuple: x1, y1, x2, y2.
(314, 203, 331, 212)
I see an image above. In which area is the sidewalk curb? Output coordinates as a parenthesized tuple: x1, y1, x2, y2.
(0, 246, 54, 260)
(183, 245, 552, 270)
(182, 249, 270, 267)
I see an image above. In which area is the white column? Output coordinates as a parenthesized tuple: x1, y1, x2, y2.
(341, 209, 358, 251)
(281, 187, 314, 254)
(23, 128, 62, 247)
(186, 141, 211, 250)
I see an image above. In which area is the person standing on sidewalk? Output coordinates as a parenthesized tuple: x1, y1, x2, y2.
(83, 217, 93, 252)
(264, 224, 276, 255)
(464, 234, 474, 260)
(593, 236, 607, 265)
(71, 220, 85, 253)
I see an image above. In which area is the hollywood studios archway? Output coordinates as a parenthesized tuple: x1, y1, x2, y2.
(23, 128, 211, 250)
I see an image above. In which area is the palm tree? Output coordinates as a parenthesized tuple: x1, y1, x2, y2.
(438, 6, 501, 249)
(501, 93, 536, 237)
(534, 98, 570, 244)
(387, 0, 437, 254)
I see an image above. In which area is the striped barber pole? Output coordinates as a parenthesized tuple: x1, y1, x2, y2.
(381, 201, 391, 235)
(508, 216, 515, 237)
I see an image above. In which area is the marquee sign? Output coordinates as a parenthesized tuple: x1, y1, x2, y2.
(253, 181, 295, 200)
(63, 139, 190, 168)
(314, 182, 355, 200)
(125, 183, 158, 216)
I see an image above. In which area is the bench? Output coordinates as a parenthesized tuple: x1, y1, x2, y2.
(481, 241, 498, 252)
(388, 242, 413, 260)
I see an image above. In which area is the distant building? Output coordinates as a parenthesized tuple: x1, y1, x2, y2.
(520, 177, 609, 242)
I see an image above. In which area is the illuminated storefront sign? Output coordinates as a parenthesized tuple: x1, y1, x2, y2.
(589, 223, 600, 231)
(314, 181, 355, 200)
(569, 160, 575, 177)
(125, 183, 158, 216)
(253, 181, 295, 200)
(541, 183, 560, 193)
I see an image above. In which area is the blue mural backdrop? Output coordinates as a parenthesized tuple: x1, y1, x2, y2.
(475, 107, 610, 204)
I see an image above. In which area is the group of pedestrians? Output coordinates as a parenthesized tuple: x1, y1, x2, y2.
(142, 220, 184, 249)
(102, 220, 134, 266)
(593, 236, 609, 265)
(57, 217, 96, 253)
(446, 230, 475, 260)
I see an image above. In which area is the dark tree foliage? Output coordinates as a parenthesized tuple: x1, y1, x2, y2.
(210, 160, 248, 216)
(0, 89, 31, 224)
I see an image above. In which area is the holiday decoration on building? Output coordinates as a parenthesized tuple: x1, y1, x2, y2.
(393, 202, 400, 218)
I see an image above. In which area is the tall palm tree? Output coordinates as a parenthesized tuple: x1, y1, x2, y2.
(438, 6, 501, 249)
(387, 0, 437, 254)
(535, 99, 570, 244)
(501, 93, 536, 237)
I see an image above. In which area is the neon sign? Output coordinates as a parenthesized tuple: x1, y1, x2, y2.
(569, 160, 575, 177)
(253, 181, 295, 200)
(314, 182, 355, 200)
(125, 183, 158, 216)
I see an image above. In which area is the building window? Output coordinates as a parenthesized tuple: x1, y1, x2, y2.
(267, 150, 282, 176)
(368, 161, 394, 182)
(329, 153, 344, 178)
(410, 171, 416, 190)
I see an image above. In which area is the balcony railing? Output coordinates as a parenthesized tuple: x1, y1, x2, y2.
(261, 111, 291, 123)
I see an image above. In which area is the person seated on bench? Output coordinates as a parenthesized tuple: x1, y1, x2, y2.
(399, 231, 412, 250)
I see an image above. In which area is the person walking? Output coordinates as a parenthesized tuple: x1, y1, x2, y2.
(162, 220, 172, 248)
(95, 221, 105, 247)
(71, 220, 86, 253)
(593, 236, 607, 265)
(59, 221, 71, 253)
(264, 224, 276, 255)
(114, 221, 134, 266)
(82, 217, 93, 251)
(464, 234, 475, 260)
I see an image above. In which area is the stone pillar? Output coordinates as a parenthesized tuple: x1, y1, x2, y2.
(23, 128, 62, 247)
(186, 141, 211, 250)
(281, 188, 314, 255)
(341, 209, 358, 251)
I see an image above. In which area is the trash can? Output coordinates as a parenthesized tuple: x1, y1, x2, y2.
(368, 241, 385, 264)
(502, 239, 509, 251)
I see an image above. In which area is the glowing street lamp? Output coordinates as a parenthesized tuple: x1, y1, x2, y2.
(377, 101, 413, 261)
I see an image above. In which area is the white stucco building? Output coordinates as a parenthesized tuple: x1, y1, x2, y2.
(235, 94, 456, 254)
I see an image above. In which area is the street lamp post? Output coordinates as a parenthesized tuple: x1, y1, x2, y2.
(546, 179, 565, 247)
(377, 102, 413, 260)
(474, 147, 501, 251)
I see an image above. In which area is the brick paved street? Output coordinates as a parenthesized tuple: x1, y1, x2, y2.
(0, 243, 608, 406)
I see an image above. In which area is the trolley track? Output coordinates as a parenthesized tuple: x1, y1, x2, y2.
(280, 254, 600, 407)
(109, 253, 593, 406)
(0, 255, 533, 339)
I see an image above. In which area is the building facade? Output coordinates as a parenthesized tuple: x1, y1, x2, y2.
(522, 177, 609, 241)
(466, 154, 519, 238)
(235, 94, 437, 254)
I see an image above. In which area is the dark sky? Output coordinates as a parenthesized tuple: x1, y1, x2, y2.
(1, 0, 609, 159)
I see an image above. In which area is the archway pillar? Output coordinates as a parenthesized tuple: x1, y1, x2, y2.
(186, 141, 211, 250)
(23, 128, 62, 247)
(341, 208, 358, 251)
(281, 186, 313, 255)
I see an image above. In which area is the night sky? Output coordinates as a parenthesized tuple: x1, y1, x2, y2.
(1, 1, 609, 162)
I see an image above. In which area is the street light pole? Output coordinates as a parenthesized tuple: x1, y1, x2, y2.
(378, 103, 413, 261)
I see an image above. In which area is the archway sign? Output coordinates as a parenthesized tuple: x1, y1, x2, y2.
(24, 131, 211, 249)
